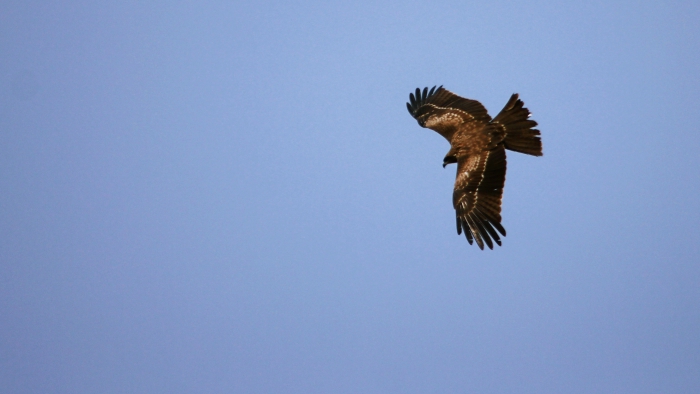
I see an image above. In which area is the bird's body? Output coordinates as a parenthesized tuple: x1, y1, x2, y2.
(406, 86, 542, 249)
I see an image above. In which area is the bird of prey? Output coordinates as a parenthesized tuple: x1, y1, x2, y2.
(406, 86, 542, 249)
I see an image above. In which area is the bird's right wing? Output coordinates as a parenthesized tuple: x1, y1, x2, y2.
(453, 145, 507, 250)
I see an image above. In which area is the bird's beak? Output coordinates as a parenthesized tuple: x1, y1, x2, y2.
(443, 156, 457, 168)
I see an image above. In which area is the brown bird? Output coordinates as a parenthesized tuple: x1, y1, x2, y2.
(406, 86, 542, 249)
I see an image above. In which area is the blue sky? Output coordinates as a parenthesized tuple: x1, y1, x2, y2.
(1, 1, 699, 393)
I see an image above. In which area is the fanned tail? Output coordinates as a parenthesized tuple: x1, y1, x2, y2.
(492, 94, 543, 156)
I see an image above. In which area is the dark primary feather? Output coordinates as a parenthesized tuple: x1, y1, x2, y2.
(406, 85, 442, 116)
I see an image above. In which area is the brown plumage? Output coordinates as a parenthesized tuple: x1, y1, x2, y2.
(406, 86, 542, 249)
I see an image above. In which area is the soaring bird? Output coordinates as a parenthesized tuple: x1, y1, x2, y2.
(406, 86, 542, 249)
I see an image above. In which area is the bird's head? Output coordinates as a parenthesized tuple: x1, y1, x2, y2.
(443, 155, 457, 168)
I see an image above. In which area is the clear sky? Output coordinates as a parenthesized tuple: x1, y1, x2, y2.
(1, 1, 699, 393)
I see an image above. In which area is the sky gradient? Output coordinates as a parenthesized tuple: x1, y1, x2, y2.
(1, 1, 699, 393)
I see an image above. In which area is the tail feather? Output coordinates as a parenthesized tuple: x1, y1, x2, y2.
(493, 94, 542, 156)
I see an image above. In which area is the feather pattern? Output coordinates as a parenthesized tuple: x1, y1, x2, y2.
(406, 86, 542, 249)
(406, 85, 443, 116)
(453, 146, 507, 250)
(407, 86, 491, 123)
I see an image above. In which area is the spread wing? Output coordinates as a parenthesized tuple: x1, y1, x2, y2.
(453, 145, 507, 250)
(406, 86, 492, 141)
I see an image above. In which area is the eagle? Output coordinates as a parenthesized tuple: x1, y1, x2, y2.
(406, 86, 542, 249)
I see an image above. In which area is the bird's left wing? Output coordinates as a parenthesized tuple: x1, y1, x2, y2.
(453, 145, 507, 250)
(407, 86, 492, 141)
